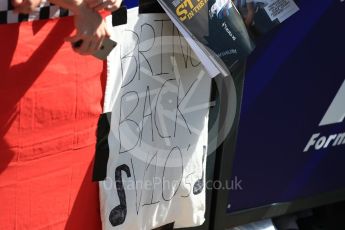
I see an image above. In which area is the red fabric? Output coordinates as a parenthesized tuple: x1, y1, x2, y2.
(0, 16, 106, 229)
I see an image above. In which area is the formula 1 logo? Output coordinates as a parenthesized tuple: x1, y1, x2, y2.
(304, 80, 345, 152)
(319, 80, 345, 126)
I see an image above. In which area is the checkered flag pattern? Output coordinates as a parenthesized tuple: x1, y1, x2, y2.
(0, 0, 71, 24)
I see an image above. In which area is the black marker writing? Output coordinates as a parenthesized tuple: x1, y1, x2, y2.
(119, 91, 140, 153)
(109, 164, 131, 226)
(138, 23, 155, 78)
(162, 146, 184, 201)
(121, 30, 139, 88)
(139, 86, 154, 145)
(193, 145, 206, 195)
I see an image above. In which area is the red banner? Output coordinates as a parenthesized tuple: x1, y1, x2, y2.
(0, 16, 105, 229)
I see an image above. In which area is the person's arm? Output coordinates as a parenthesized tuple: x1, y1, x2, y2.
(86, 0, 122, 12)
(12, 0, 41, 14)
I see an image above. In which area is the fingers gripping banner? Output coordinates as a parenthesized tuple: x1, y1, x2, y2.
(100, 9, 212, 229)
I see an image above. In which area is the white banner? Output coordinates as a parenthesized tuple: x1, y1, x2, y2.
(100, 8, 212, 230)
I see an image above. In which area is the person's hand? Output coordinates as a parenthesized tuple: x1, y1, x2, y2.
(65, 4, 111, 55)
(11, 0, 42, 14)
(244, 16, 253, 27)
(244, 2, 255, 27)
(86, 0, 122, 12)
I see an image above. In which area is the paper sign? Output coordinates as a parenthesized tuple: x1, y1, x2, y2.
(264, 0, 299, 23)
